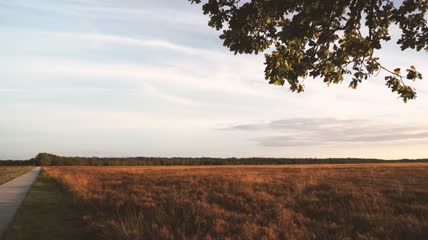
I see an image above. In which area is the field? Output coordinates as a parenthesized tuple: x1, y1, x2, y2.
(44, 164, 428, 240)
(0, 166, 33, 185)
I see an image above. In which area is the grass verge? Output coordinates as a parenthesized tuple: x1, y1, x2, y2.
(0, 167, 34, 185)
(2, 169, 87, 240)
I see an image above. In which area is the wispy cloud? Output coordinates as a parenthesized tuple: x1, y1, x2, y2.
(1, 0, 209, 28)
(1, 57, 269, 98)
(225, 118, 428, 147)
(63, 32, 226, 57)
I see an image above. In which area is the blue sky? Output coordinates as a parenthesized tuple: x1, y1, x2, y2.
(1, 0, 428, 160)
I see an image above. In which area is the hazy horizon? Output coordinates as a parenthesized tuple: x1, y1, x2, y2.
(2, 0, 428, 160)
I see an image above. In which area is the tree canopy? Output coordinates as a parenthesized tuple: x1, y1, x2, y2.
(190, 0, 427, 102)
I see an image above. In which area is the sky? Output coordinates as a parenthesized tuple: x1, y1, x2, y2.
(1, 0, 428, 160)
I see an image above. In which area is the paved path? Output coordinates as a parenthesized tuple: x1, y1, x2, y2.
(0, 167, 40, 238)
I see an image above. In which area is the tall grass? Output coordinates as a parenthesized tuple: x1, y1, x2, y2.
(45, 164, 428, 240)
(0, 166, 33, 184)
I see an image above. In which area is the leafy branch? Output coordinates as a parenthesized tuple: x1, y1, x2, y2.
(190, 0, 427, 102)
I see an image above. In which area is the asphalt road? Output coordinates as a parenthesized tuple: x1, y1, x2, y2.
(0, 167, 40, 238)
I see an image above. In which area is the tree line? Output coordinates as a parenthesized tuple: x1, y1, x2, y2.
(0, 153, 427, 166)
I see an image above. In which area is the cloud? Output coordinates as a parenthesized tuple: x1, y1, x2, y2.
(0, 57, 267, 97)
(1, 0, 209, 30)
(0, 28, 271, 101)
(225, 118, 428, 147)
(63, 32, 227, 57)
(0, 29, 220, 56)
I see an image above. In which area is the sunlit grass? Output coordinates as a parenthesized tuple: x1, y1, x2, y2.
(44, 164, 428, 240)
(0, 166, 33, 185)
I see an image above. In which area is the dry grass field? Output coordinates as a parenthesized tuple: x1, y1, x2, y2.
(0, 166, 33, 185)
(44, 164, 428, 240)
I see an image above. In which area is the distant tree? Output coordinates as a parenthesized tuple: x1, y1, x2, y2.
(34, 153, 53, 166)
(190, 0, 427, 102)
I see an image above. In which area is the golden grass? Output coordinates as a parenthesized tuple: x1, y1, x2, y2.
(0, 166, 33, 185)
(44, 163, 428, 240)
